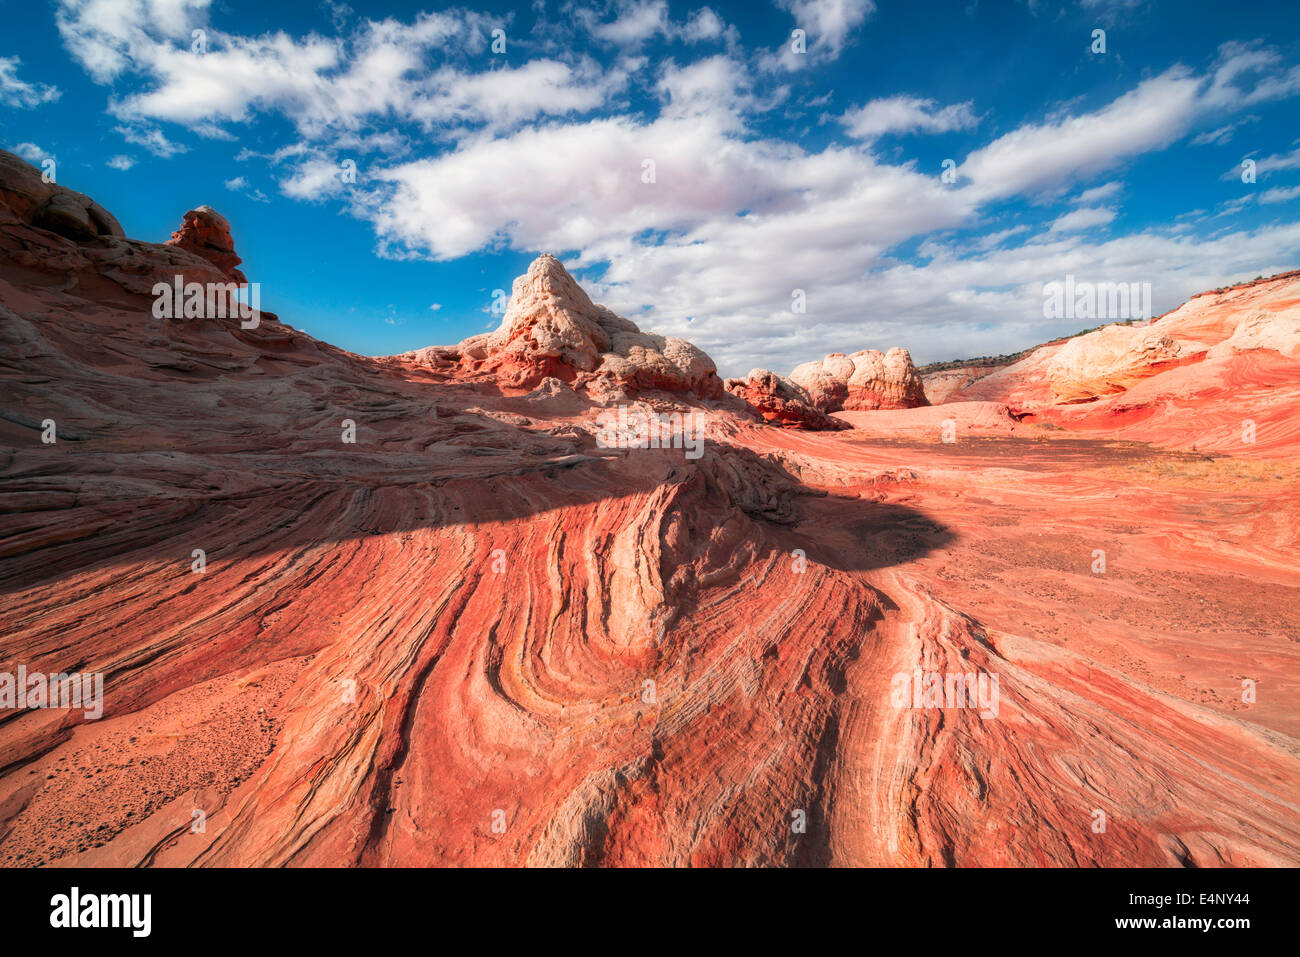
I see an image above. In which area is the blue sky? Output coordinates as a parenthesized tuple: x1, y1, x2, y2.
(2, 0, 1299, 375)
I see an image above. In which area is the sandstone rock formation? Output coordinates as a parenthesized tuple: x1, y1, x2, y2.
(789, 347, 928, 412)
(933, 270, 1300, 456)
(724, 368, 849, 430)
(165, 205, 246, 283)
(0, 150, 248, 302)
(1046, 326, 1191, 403)
(400, 253, 722, 400)
(2, 152, 1299, 870)
(0, 149, 124, 243)
(921, 359, 1023, 404)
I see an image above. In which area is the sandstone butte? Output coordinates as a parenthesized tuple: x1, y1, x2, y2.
(1, 147, 1298, 867)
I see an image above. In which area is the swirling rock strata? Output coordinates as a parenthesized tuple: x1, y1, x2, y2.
(936, 270, 1300, 457)
(1, 154, 1298, 869)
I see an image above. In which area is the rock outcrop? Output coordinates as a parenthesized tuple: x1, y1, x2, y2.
(165, 205, 246, 283)
(724, 368, 849, 430)
(789, 348, 928, 412)
(2, 148, 1299, 871)
(932, 270, 1300, 455)
(0, 150, 250, 301)
(401, 254, 722, 400)
(1045, 326, 1191, 404)
(0, 148, 124, 242)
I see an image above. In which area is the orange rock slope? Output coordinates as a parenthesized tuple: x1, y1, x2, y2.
(1, 151, 1297, 867)
(939, 271, 1300, 458)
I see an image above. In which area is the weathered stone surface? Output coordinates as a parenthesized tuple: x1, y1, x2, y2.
(400, 253, 722, 399)
(1, 161, 1298, 871)
(1046, 326, 1190, 403)
(935, 270, 1300, 456)
(165, 205, 246, 283)
(724, 368, 849, 430)
(0, 148, 124, 242)
(789, 347, 928, 412)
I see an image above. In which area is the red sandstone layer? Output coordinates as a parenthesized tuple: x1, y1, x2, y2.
(1, 149, 1297, 867)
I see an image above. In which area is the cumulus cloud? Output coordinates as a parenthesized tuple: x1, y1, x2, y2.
(682, 8, 726, 43)
(656, 55, 755, 121)
(55, 0, 213, 82)
(46, 2, 1300, 373)
(0, 57, 61, 107)
(585, 0, 671, 46)
(58, 1, 624, 142)
(12, 142, 53, 163)
(764, 0, 875, 70)
(841, 95, 978, 139)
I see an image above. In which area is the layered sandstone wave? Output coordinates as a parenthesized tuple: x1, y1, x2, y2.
(1, 151, 1298, 868)
(933, 271, 1300, 459)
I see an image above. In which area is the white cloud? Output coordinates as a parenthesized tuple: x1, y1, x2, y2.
(1259, 184, 1300, 205)
(779, 0, 873, 55)
(656, 55, 753, 122)
(63, 4, 629, 141)
(682, 8, 725, 43)
(959, 67, 1203, 201)
(106, 154, 136, 169)
(1203, 41, 1300, 109)
(12, 142, 52, 163)
(975, 225, 1030, 250)
(114, 123, 187, 156)
(587, 0, 670, 46)
(47, 3, 1300, 372)
(1073, 181, 1121, 204)
(841, 95, 977, 139)
(225, 175, 269, 201)
(55, 0, 213, 82)
(1049, 206, 1116, 233)
(406, 58, 633, 130)
(1236, 144, 1300, 179)
(281, 156, 349, 200)
(1192, 123, 1238, 146)
(0, 57, 61, 108)
(764, 0, 875, 71)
